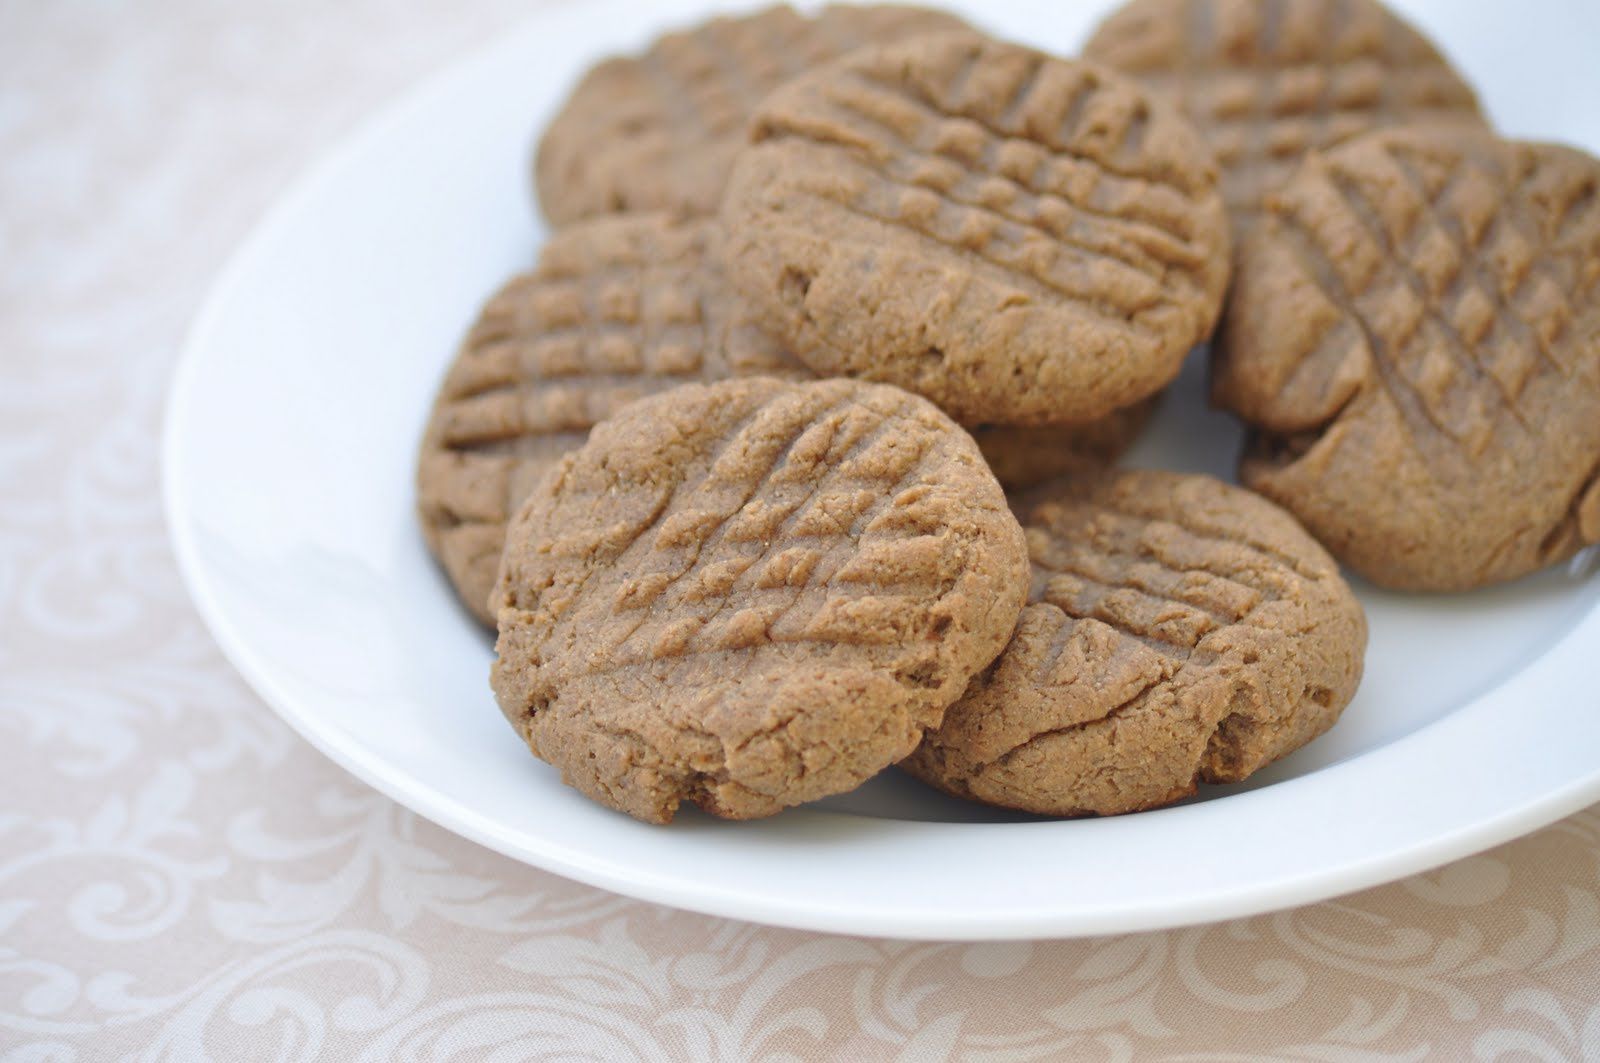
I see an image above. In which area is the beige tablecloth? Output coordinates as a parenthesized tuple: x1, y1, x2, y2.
(5, 3, 1600, 1059)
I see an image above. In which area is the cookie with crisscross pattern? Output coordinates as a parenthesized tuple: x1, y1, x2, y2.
(1215, 126, 1600, 589)
(721, 31, 1230, 426)
(1084, 0, 1485, 233)
(536, 4, 970, 223)
(490, 377, 1029, 823)
(904, 470, 1366, 817)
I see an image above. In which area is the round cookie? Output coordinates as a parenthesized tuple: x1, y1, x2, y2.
(1214, 126, 1600, 590)
(1083, 0, 1485, 232)
(536, 4, 971, 224)
(417, 214, 805, 626)
(972, 395, 1159, 491)
(491, 377, 1030, 824)
(720, 31, 1231, 426)
(903, 470, 1366, 817)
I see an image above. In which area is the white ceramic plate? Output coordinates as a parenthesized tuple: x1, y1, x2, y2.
(165, 0, 1600, 939)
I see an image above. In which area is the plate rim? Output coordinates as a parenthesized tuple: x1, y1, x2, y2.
(162, 0, 1600, 940)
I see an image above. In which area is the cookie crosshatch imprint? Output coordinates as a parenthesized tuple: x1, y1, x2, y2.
(722, 31, 1230, 426)
(1084, 0, 1485, 230)
(1215, 126, 1600, 590)
(490, 378, 1029, 824)
(592, 395, 945, 667)
(905, 471, 1366, 819)
(416, 214, 805, 626)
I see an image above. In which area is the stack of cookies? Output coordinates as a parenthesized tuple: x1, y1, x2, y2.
(417, 1, 1600, 825)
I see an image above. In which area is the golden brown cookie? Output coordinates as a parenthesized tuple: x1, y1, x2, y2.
(417, 214, 805, 626)
(491, 377, 1030, 824)
(903, 470, 1366, 817)
(536, 4, 970, 224)
(1083, 0, 1485, 232)
(720, 31, 1231, 426)
(972, 396, 1159, 491)
(1214, 126, 1600, 590)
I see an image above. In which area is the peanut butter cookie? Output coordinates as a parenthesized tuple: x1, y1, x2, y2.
(721, 31, 1230, 425)
(1215, 126, 1600, 589)
(491, 377, 1030, 823)
(536, 4, 970, 223)
(904, 470, 1366, 817)
(1084, 0, 1485, 232)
